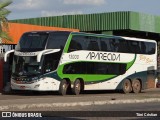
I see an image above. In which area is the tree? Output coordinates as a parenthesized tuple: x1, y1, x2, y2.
(0, 0, 12, 44)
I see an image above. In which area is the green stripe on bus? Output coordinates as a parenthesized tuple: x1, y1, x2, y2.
(63, 34, 73, 53)
(57, 54, 136, 83)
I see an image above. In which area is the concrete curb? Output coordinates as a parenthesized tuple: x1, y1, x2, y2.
(0, 98, 160, 111)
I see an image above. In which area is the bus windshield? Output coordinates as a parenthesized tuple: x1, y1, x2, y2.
(15, 31, 70, 52)
(12, 55, 41, 77)
(16, 32, 49, 52)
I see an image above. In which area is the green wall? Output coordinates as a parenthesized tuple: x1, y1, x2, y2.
(10, 11, 160, 34)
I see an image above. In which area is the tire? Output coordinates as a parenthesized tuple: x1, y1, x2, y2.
(132, 79, 141, 93)
(122, 79, 132, 94)
(72, 79, 81, 95)
(59, 79, 68, 95)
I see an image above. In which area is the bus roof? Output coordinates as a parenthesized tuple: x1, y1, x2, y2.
(122, 36, 156, 43)
(24, 31, 71, 34)
(23, 31, 156, 43)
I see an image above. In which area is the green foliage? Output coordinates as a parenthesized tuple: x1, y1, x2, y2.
(0, 0, 12, 43)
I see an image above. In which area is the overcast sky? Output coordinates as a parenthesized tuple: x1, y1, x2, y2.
(6, 0, 160, 20)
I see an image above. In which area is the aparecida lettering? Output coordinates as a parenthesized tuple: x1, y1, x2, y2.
(86, 52, 120, 61)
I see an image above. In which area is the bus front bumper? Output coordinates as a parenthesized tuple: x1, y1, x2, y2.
(11, 77, 60, 91)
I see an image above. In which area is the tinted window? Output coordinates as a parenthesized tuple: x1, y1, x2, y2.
(127, 40, 156, 54)
(42, 52, 61, 73)
(141, 42, 146, 54)
(100, 39, 109, 51)
(68, 35, 100, 52)
(145, 42, 155, 54)
(46, 32, 70, 50)
(100, 37, 156, 55)
(87, 62, 126, 75)
(68, 36, 86, 52)
(68, 35, 156, 55)
(63, 62, 126, 75)
(116, 39, 129, 53)
(100, 38, 129, 53)
(109, 38, 120, 52)
(16, 32, 49, 52)
(127, 41, 141, 54)
(63, 62, 87, 74)
(86, 36, 100, 51)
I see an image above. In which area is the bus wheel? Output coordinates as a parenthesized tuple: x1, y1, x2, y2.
(132, 79, 141, 93)
(59, 79, 68, 95)
(122, 79, 132, 94)
(72, 79, 81, 95)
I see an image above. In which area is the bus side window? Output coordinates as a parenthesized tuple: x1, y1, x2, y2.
(128, 41, 141, 54)
(146, 42, 155, 54)
(87, 41, 100, 51)
(68, 35, 87, 52)
(43, 53, 60, 73)
(68, 39, 82, 52)
(63, 62, 87, 74)
(117, 39, 128, 53)
(100, 40, 108, 51)
(141, 42, 146, 54)
(109, 38, 119, 52)
(43, 56, 52, 73)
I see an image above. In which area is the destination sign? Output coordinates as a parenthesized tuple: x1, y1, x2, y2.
(14, 51, 39, 56)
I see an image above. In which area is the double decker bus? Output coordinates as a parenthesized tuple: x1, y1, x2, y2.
(5, 31, 157, 95)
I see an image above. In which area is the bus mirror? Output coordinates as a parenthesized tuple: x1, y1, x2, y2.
(37, 49, 60, 62)
(4, 50, 14, 62)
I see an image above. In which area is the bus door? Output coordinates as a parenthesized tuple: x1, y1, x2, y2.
(3, 52, 14, 89)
